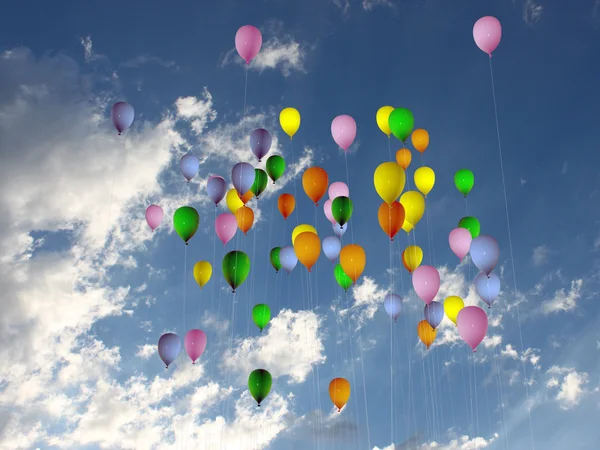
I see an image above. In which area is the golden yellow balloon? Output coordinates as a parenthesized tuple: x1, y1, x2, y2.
(374, 162, 406, 205)
(414, 166, 435, 197)
(401, 219, 414, 234)
(292, 224, 317, 245)
(417, 320, 436, 349)
(226, 188, 244, 214)
(376, 106, 394, 137)
(329, 377, 351, 412)
(193, 261, 212, 289)
(403, 245, 423, 272)
(411, 128, 430, 153)
(444, 296, 464, 326)
(399, 190, 425, 227)
(280, 107, 301, 139)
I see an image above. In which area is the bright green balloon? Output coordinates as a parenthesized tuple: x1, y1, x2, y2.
(331, 196, 353, 227)
(334, 263, 353, 292)
(270, 247, 282, 273)
(248, 369, 272, 406)
(388, 108, 414, 142)
(458, 216, 480, 239)
(222, 250, 251, 292)
(173, 206, 200, 244)
(266, 155, 285, 184)
(252, 304, 271, 332)
(454, 169, 475, 197)
(251, 168, 269, 198)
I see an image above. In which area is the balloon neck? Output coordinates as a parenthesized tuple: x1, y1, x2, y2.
(257, 403, 261, 407)
(394, 318, 397, 323)
(118, 132, 122, 136)
(232, 289, 236, 294)
(488, 53, 493, 59)
(315, 202, 319, 206)
(337, 408, 341, 413)
(258, 159, 261, 162)
(185, 242, 189, 246)
(192, 361, 195, 365)
(260, 329, 263, 333)
(390, 238, 394, 242)
(308, 268, 312, 273)
(488, 305, 491, 309)
(165, 365, 168, 369)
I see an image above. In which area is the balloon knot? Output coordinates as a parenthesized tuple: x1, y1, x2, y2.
(394, 318, 397, 323)
(165, 365, 168, 369)
(315, 202, 319, 206)
(260, 330, 263, 333)
(390, 238, 394, 242)
(308, 268, 312, 273)
(257, 403, 261, 407)
(488, 306, 491, 309)
(192, 362, 195, 365)
(185, 242, 189, 246)
(232, 290, 236, 294)
(118, 132, 122, 136)
(337, 408, 341, 413)
(473, 349, 477, 353)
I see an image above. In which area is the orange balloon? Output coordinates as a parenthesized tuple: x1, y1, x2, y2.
(411, 129, 429, 153)
(235, 206, 254, 235)
(293, 231, 321, 272)
(277, 193, 296, 220)
(401, 251, 412, 273)
(302, 167, 329, 205)
(378, 201, 405, 241)
(239, 190, 254, 205)
(329, 377, 351, 412)
(339, 244, 366, 284)
(417, 320, 436, 349)
(396, 148, 412, 170)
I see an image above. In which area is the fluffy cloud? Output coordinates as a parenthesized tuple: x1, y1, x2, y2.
(532, 244, 550, 266)
(340, 276, 389, 326)
(523, 0, 544, 25)
(540, 279, 584, 313)
(373, 432, 499, 450)
(546, 366, 589, 410)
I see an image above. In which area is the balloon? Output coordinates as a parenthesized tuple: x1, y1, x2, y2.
(184, 329, 207, 364)
(473, 16, 502, 56)
(328, 181, 349, 200)
(279, 246, 298, 274)
(411, 129, 429, 153)
(232, 162, 255, 197)
(270, 247, 282, 273)
(444, 296, 465, 326)
(252, 304, 271, 332)
(334, 263, 353, 291)
(384, 293, 403, 322)
(277, 193, 295, 220)
(340, 244, 366, 284)
(292, 224, 317, 245)
(294, 231, 321, 272)
(457, 306, 488, 351)
(401, 251, 411, 273)
(235, 205, 254, 235)
(332, 222, 347, 238)
(235, 25, 263, 64)
(240, 189, 254, 205)
(454, 169, 475, 198)
(374, 162, 406, 205)
(376, 106, 394, 137)
(403, 245, 423, 273)
(158, 333, 181, 368)
(302, 167, 329, 205)
(207, 176, 227, 206)
(322, 236, 342, 262)
(111, 101, 134, 135)
(331, 115, 357, 151)
(378, 201, 405, 241)
(396, 148, 412, 170)
(173, 206, 199, 245)
(424, 301, 444, 329)
(215, 212, 237, 245)
(470, 235, 500, 276)
(474, 272, 501, 308)
(248, 369, 272, 406)
(280, 107, 301, 139)
(331, 196, 353, 227)
(266, 155, 285, 184)
(329, 378, 351, 412)
(414, 166, 435, 197)
(249, 128, 272, 162)
(449, 228, 472, 262)
(458, 216, 480, 239)
(250, 168, 268, 198)
(145, 204, 163, 231)
(226, 188, 244, 213)
(180, 154, 200, 182)
(400, 191, 425, 228)
(222, 251, 251, 292)
(388, 108, 414, 142)
(324, 199, 335, 224)
(417, 320, 436, 349)
(412, 265, 440, 304)
(193, 261, 212, 289)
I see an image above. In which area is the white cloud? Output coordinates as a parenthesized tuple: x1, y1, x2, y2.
(546, 366, 589, 410)
(374, 432, 499, 450)
(175, 88, 218, 135)
(136, 344, 155, 359)
(81, 36, 93, 61)
(541, 279, 584, 313)
(531, 245, 550, 266)
(340, 276, 388, 326)
(523, 0, 544, 25)
(362, 0, 393, 11)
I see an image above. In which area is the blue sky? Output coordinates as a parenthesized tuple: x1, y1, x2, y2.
(1, 0, 600, 449)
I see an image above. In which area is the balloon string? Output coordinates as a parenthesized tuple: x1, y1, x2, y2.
(290, 139, 299, 226)
(343, 152, 354, 244)
(387, 136, 392, 162)
(183, 244, 187, 336)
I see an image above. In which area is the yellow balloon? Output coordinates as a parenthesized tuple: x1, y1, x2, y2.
(399, 190, 425, 227)
(226, 188, 244, 214)
(374, 162, 406, 205)
(444, 296, 464, 326)
(280, 107, 301, 139)
(414, 166, 435, 197)
(401, 219, 414, 234)
(403, 245, 423, 272)
(417, 320, 437, 349)
(193, 261, 212, 289)
(292, 224, 317, 245)
(376, 106, 394, 137)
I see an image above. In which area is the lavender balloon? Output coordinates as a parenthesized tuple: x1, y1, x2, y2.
(279, 246, 298, 274)
(424, 301, 444, 329)
(111, 101, 134, 135)
(384, 293, 403, 322)
(322, 236, 342, 263)
(158, 333, 181, 368)
(232, 162, 256, 196)
(470, 235, 500, 276)
(249, 128, 272, 162)
(474, 272, 501, 308)
(180, 154, 200, 182)
(207, 175, 227, 206)
(332, 222, 347, 238)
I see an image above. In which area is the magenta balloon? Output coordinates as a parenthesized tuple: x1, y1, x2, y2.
(473, 16, 502, 56)
(145, 205, 163, 231)
(448, 227, 472, 261)
(331, 115, 357, 151)
(328, 181, 349, 200)
(411, 265, 440, 305)
(457, 306, 488, 352)
(184, 329, 207, 364)
(235, 25, 263, 64)
(323, 199, 335, 223)
(215, 213, 237, 245)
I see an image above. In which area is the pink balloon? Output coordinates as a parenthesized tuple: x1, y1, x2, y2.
(235, 25, 263, 64)
(145, 205, 163, 231)
(184, 329, 207, 364)
(411, 265, 440, 305)
(448, 227, 472, 261)
(328, 181, 349, 200)
(331, 115, 357, 151)
(473, 16, 502, 56)
(323, 199, 335, 223)
(215, 213, 237, 245)
(457, 306, 488, 352)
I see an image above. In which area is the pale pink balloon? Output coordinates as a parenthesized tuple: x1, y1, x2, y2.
(215, 213, 237, 245)
(323, 199, 335, 223)
(331, 115, 357, 151)
(448, 227, 472, 261)
(328, 181, 349, 200)
(411, 265, 440, 305)
(235, 25, 263, 64)
(457, 306, 488, 352)
(184, 329, 207, 364)
(145, 205, 163, 231)
(473, 16, 502, 56)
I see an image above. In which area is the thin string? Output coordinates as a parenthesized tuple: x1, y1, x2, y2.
(387, 136, 392, 162)
(183, 244, 188, 335)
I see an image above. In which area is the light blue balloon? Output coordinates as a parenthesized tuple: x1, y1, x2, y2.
(424, 301, 444, 329)
(322, 236, 341, 263)
(332, 222, 347, 238)
(158, 333, 181, 368)
(180, 154, 200, 182)
(279, 246, 298, 274)
(232, 162, 256, 196)
(470, 235, 500, 276)
(474, 271, 500, 308)
(384, 293, 403, 322)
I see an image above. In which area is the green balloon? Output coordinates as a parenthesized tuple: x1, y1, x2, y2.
(251, 168, 269, 198)
(458, 216, 480, 239)
(252, 304, 271, 332)
(454, 169, 475, 197)
(331, 196, 353, 227)
(388, 108, 414, 142)
(266, 155, 285, 184)
(248, 369, 272, 406)
(270, 247, 282, 273)
(222, 250, 251, 292)
(334, 263, 353, 292)
(173, 206, 200, 244)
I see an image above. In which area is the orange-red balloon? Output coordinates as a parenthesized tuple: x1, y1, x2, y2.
(277, 193, 295, 220)
(302, 167, 328, 205)
(239, 190, 254, 205)
(378, 201, 405, 241)
(293, 231, 321, 272)
(417, 320, 436, 349)
(235, 206, 254, 235)
(329, 378, 351, 412)
(396, 148, 412, 170)
(339, 244, 366, 284)
(411, 129, 429, 153)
